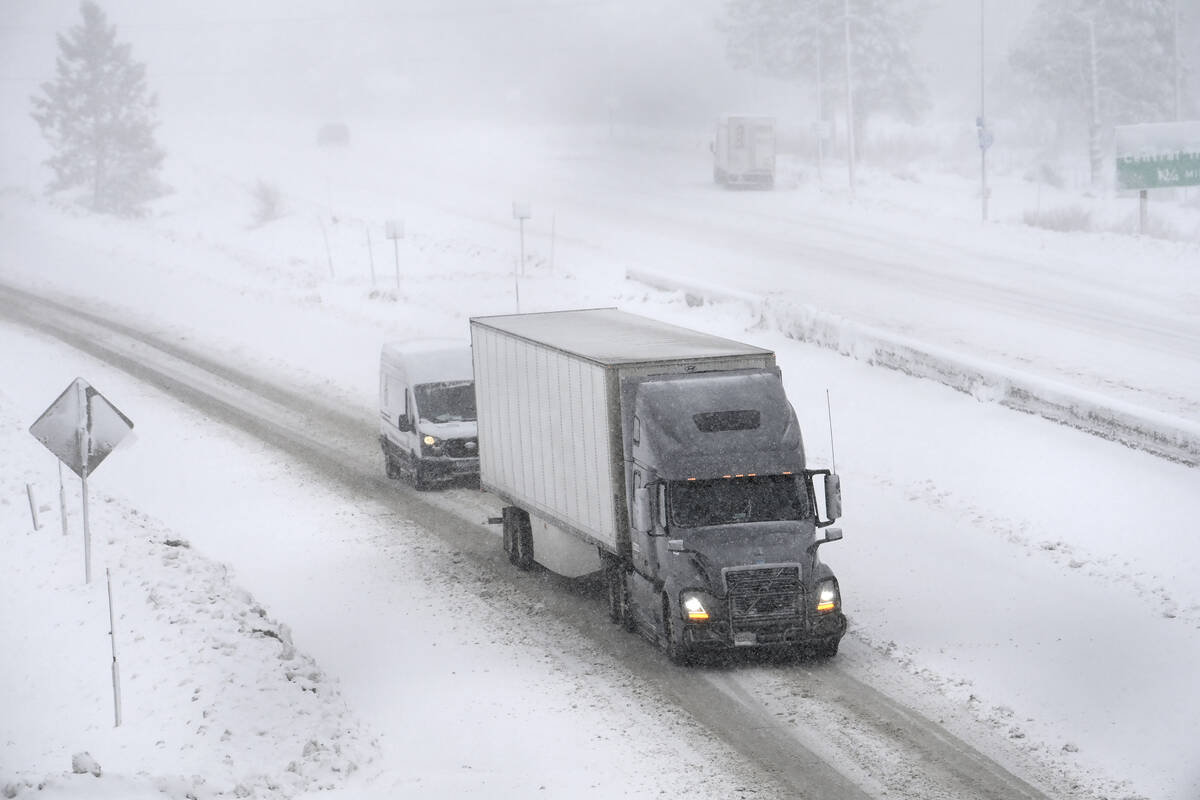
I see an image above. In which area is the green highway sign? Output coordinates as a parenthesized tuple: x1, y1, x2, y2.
(1115, 122, 1200, 191)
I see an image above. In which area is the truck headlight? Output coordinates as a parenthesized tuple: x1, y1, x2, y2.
(421, 435, 443, 456)
(423, 435, 436, 446)
(680, 590, 713, 622)
(816, 579, 840, 614)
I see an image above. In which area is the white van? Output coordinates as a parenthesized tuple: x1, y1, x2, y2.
(712, 114, 776, 188)
(379, 340, 479, 489)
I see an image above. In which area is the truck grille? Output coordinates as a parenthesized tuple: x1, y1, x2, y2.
(443, 438, 478, 459)
(725, 565, 802, 622)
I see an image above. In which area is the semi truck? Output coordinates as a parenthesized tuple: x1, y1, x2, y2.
(470, 309, 846, 663)
(712, 114, 776, 188)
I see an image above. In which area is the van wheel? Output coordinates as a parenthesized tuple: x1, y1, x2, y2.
(384, 451, 401, 479)
(410, 455, 430, 490)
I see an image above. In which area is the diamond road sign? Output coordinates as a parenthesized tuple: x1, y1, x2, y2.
(1115, 121, 1200, 191)
(29, 378, 133, 478)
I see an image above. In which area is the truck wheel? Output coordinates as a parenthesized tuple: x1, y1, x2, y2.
(814, 637, 840, 658)
(661, 596, 692, 665)
(605, 561, 628, 625)
(384, 452, 400, 480)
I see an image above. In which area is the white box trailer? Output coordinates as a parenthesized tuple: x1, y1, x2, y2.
(472, 309, 774, 562)
(471, 308, 847, 663)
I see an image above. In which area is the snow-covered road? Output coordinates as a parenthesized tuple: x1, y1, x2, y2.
(3, 116, 1199, 800)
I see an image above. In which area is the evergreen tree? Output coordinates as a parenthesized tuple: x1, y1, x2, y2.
(1009, 0, 1186, 182)
(30, 2, 166, 216)
(719, 0, 929, 154)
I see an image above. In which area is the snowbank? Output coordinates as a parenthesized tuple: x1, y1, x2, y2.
(627, 266, 1200, 466)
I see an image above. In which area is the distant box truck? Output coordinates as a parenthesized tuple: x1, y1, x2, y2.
(470, 309, 846, 663)
(712, 114, 776, 188)
(379, 339, 479, 489)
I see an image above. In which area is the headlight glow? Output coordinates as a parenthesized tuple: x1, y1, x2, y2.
(816, 580, 839, 613)
(681, 592, 710, 622)
(423, 434, 437, 446)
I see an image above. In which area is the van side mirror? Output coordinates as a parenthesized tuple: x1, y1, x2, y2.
(824, 473, 842, 522)
(397, 414, 413, 432)
(632, 487, 653, 533)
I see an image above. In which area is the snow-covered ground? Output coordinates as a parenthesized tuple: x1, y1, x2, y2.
(2, 113, 1199, 800)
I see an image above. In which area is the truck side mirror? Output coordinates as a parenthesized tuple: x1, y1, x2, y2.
(397, 414, 412, 432)
(632, 487, 653, 533)
(824, 473, 842, 522)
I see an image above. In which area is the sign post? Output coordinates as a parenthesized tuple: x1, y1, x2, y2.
(1115, 122, 1200, 234)
(385, 219, 404, 290)
(29, 378, 134, 584)
(512, 202, 531, 312)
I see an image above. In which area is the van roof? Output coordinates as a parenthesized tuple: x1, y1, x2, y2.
(381, 339, 473, 384)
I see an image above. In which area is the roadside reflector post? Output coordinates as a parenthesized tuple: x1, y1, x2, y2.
(512, 202, 531, 312)
(26, 483, 40, 530)
(385, 219, 404, 290)
(107, 567, 122, 727)
(59, 461, 68, 536)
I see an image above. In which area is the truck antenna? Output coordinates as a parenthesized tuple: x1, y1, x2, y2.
(825, 389, 837, 473)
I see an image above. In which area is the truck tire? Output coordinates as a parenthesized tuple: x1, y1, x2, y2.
(814, 637, 840, 658)
(661, 595, 692, 666)
(605, 560, 628, 626)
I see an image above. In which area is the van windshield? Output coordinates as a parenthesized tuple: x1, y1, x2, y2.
(668, 475, 808, 528)
(415, 381, 476, 423)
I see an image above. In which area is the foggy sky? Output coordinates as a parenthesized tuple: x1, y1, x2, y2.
(2, 0, 1052, 128)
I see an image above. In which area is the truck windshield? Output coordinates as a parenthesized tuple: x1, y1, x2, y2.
(414, 381, 476, 423)
(668, 475, 809, 528)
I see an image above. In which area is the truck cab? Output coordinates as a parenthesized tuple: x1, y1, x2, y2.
(621, 369, 846, 661)
(712, 114, 776, 189)
(379, 340, 479, 489)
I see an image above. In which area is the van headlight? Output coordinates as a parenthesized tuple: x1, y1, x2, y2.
(816, 579, 840, 614)
(421, 435, 443, 455)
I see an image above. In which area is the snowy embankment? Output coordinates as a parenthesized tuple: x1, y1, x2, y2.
(0, 399, 372, 799)
(628, 266, 1200, 466)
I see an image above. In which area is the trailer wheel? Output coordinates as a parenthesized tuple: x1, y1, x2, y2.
(501, 507, 518, 564)
(505, 507, 533, 571)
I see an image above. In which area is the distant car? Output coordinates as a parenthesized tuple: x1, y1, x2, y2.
(378, 340, 478, 489)
(316, 123, 350, 147)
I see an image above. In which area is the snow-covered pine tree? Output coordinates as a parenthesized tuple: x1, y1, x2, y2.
(1009, 0, 1186, 185)
(30, 1, 167, 216)
(718, 0, 929, 157)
